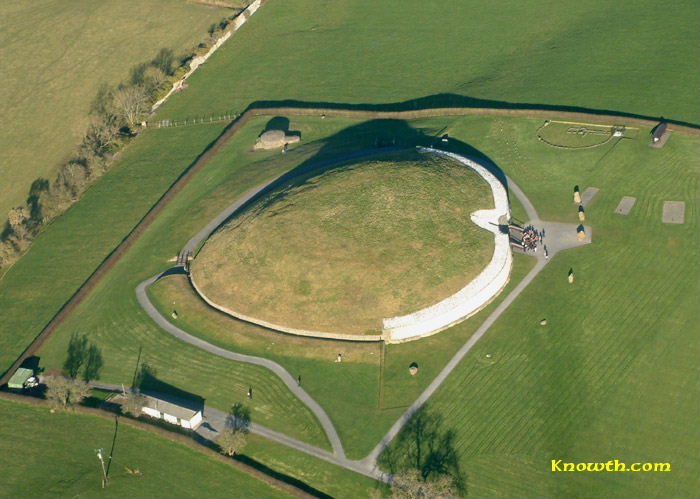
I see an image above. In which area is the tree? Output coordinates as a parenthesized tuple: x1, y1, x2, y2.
(217, 427, 248, 456)
(142, 66, 166, 93)
(218, 402, 251, 456)
(152, 48, 175, 76)
(121, 389, 146, 417)
(112, 86, 148, 128)
(53, 160, 90, 201)
(45, 375, 91, 409)
(7, 207, 30, 239)
(82, 114, 119, 158)
(390, 469, 456, 499)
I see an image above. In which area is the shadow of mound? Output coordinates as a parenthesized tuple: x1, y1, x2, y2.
(249, 93, 699, 129)
(210, 118, 510, 232)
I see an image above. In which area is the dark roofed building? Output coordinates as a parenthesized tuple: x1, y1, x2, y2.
(651, 122, 670, 148)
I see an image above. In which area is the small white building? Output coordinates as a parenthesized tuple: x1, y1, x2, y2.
(140, 394, 203, 430)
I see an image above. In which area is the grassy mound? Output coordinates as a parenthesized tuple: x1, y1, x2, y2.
(192, 150, 495, 334)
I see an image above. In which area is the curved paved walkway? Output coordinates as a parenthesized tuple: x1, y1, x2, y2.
(135, 161, 593, 479)
(136, 274, 347, 459)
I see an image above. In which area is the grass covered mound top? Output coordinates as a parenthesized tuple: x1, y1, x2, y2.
(192, 150, 495, 334)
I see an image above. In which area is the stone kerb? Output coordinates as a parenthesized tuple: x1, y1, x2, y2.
(382, 148, 512, 342)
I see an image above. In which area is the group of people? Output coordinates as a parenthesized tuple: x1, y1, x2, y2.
(521, 225, 544, 252)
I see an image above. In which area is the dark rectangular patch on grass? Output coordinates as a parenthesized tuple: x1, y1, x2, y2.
(615, 196, 636, 215)
(662, 201, 685, 224)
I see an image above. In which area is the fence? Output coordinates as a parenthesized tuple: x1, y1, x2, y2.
(147, 112, 240, 129)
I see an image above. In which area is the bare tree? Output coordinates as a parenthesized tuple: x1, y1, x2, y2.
(121, 389, 146, 417)
(217, 428, 248, 456)
(82, 114, 119, 158)
(112, 86, 148, 128)
(7, 207, 30, 239)
(45, 375, 91, 410)
(142, 66, 167, 93)
(390, 469, 456, 499)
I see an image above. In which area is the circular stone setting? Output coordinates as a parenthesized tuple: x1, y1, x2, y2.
(190, 148, 511, 341)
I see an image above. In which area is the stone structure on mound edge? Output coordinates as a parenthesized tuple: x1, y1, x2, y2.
(254, 129, 300, 150)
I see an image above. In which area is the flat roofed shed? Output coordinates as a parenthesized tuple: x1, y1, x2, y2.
(7, 368, 33, 389)
(140, 392, 203, 429)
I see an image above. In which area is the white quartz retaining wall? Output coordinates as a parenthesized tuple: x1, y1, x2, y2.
(189, 147, 511, 343)
(382, 148, 512, 342)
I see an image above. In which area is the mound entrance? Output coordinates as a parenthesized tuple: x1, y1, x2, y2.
(191, 149, 496, 336)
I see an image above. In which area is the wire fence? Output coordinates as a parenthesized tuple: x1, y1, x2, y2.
(146, 112, 240, 129)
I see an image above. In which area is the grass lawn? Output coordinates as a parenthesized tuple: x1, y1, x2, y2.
(0, 0, 230, 217)
(0, 398, 295, 499)
(0, 123, 227, 375)
(148, 250, 535, 460)
(193, 149, 494, 334)
(244, 434, 390, 499)
(382, 119, 699, 498)
(4, 110, 697, 496)
(30, 114, 533, 459)
(156, 0, 699, 125)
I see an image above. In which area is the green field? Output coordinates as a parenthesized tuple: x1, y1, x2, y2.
(0, 0, 229, 216)
(30, 115, 532, 458)
(193, 150, 494, 334)
(1, 1, 698, 496)
(158, 0, 699, 125)
(1, 111, 695, 493)
(0, 398, 294, 499)
(383, 121, 699, 498)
